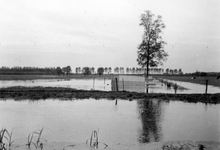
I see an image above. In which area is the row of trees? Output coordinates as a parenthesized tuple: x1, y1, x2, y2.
(0, 66, 72, 76)
(56, 66, 72, 76)
(186, 71, 220, 77)
(0, 66, 184, 76)
(165, 68, 183, 75)
(75, 67, 112, 74)
(75, 67, 184, 75)
(0, 66, 57, 75)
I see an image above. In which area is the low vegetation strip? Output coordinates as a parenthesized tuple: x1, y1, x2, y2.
(0, 86, 220, 104)
(154, 75, 220, 87)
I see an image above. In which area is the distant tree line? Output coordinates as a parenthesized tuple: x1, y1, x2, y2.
(185, 71, 220, 77)
(0, 66, 72, 76)
(4, 66, 218, 77)
(164, 68, 183, 75)
(75, 67, 169, 75)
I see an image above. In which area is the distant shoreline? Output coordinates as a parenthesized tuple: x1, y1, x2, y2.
(0, 74, 114, 80)
(0, 86, 219, 104)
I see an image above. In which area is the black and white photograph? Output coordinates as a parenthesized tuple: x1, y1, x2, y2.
(0, 0, 220, 149)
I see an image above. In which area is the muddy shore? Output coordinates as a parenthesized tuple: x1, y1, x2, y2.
(0, 86, 219, 104)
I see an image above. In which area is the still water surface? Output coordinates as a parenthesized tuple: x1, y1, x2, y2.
(0, 79, 111, 91)
(0, 78, 219, 93)
(0, 99, 219, 147)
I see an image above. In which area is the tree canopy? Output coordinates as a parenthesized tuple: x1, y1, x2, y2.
(97, 67, 104, 76)
(56, 67, 63, 76)
(62, 66, 71, 75)
(83, 67, 91, 75)
(137, 10, 168, 77)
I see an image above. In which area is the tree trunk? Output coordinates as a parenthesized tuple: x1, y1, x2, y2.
(146, 42, 150, 94)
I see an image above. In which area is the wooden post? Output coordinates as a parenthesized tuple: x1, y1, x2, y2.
(115, 78, 118, 91)
(111, 78, 114, 91)
(104, 77, 105, 90)
(122, 78, 124, 91)
(115, 99, 117, 105)
(146, 85, 148, 93)
(93, 78, 95, 90)
(174, 83, 178, 94)
(205, 80, 208, 94)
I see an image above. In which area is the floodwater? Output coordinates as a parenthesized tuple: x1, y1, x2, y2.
(118, 78, 220, 94)
(0, 78, 219, 93)
(0, 99, 219, 149)
(0, 79, 111, 91)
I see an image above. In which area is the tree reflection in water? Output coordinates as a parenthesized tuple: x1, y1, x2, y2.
(137, 99, 163, 143)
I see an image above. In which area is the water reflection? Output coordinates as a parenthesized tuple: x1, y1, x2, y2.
(0, 78, 219, 93)
(0, 79, 111, 91)
(0, 99, 219, 146)
(137, 99, 163, 143)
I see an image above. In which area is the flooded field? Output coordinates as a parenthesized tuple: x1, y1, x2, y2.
(0, 99, 219, 149)
(0, 79, 111, 91)
(0, 78, 219, 94)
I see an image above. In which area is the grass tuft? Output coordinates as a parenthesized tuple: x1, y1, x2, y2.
(86, 129, 108, 149)
(162, 142, 195, 150)
(26, 127, 44, 149)
(0, 128, 14, 150)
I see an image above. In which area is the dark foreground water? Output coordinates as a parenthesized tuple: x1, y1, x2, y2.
(0, 99, 219, 148)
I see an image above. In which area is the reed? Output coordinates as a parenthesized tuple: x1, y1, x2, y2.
(26, 128, 44, 149)
(0, 129, 6, 150)
(0, 129, 6, 144)
(26, 132, 34, 148)
(0, 128, 14, 150)
(36, 127, 44, 146)
(5, 129, 14, 147)
(86, 130, 108, 149)
(162, 142, 195, 150)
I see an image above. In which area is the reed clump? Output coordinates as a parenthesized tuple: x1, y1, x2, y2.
(26, 127, 44, 149)
(162, 142, 194, 150)
(0, 128, 14, 150)
(86, 130, 108, 149)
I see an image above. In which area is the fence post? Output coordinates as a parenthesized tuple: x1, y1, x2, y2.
(93, 78, 95, 90)
(115, 78, 118, 91)
(205, 80, 208, 94)
(122, 78, 124, 91)
(146, 84, 148, 93)
(174, 83, 178, 94)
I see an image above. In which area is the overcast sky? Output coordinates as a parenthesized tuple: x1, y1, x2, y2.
(0, 0, 219, 73)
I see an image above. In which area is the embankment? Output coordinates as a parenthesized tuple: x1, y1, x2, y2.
(0, 86, 219, 104)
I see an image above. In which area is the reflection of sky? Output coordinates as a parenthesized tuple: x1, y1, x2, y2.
(0, 79, 219, 93)
(161, 101, 220, 142)
(0, 99, 219, 147)
(162, 79, 220, 94)
(0, 79, 111, 91)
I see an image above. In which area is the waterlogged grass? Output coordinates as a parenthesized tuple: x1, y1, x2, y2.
(155, 75, 220, 87)
(0, 86, 220, 104)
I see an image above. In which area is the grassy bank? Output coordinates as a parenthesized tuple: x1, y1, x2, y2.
(154, 75, 220, 87)
(0, 86, 219, 104)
